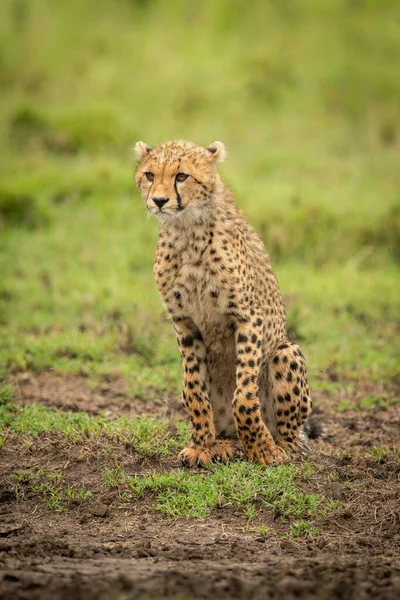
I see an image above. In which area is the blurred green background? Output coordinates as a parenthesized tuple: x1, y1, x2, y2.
(1, 0, 399, 400)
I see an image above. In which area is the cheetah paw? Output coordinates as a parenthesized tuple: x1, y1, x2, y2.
(246, 445, 289, 466)
(179, 440, 235, 468)
(243, 431, 290, 466)
(210, 440, 236, 463)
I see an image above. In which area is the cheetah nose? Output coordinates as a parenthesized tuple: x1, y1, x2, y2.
(153, 197, 169, 209)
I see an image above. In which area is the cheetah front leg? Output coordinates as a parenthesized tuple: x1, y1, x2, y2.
(175, 320, 235, 467)
(233, 316, 288, 466)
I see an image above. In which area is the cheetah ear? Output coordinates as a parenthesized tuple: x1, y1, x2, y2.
(206, 141, 226, 163)
(134, 141, 152, 162)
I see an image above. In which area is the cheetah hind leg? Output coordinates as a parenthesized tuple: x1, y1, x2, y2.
(179, 439, 235, 468)
(268, 341, 312, 459)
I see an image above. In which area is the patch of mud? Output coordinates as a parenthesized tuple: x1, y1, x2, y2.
(1, 555, 399, 600)
(14, 371, 184, 420)
(1, 486, 399, 600)
(0, 374, 399, 599)
(314, 380, 400, 454)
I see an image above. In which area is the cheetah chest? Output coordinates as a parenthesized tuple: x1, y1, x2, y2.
(175, 261, 232, 340)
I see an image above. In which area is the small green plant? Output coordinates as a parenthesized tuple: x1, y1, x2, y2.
(243, 504, 258, 519)
(286, 520, 321, 538)
(11, 469, 40, 483)
(258, 525, 272, 536)
(14, 485, 24, 501)
(32, 482, 65, 511)
(11, 468, 91, 510)
(11, 468, 46, 500)
(337, 399, 352, 413)
(325, 498, 341, 513)
(65, 485, 91, 503)
(103, 464, 124, 488)
(47, 472, 63, 482)
(300, 459, 317, 478)
(359, 394, 386, 409)
(368, 447, 392, 462)
(343, 480, 364, 489)
(117, 491, 131, 503)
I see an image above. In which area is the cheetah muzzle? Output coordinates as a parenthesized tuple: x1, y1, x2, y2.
(135, 139, 315, 467)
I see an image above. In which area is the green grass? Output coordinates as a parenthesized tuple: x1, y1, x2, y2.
(11, 468, 91, 510)
(286, 520, 321, 538)
(338, 393, 398, 413)
(367, 447, 398, 462)
(0, 396, 189, 455)
(102, 461, 332, 525)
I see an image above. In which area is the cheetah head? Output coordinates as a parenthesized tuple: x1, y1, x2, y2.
(134, 140, 225, 225)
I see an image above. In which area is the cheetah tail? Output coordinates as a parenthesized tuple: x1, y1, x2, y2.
(303, 415, 324, 439)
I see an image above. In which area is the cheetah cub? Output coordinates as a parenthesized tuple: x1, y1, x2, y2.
(135, 139, 313, 467)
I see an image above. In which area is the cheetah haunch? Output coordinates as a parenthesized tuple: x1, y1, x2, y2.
(135, 140, 313, 467)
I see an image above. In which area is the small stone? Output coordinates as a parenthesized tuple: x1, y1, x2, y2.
(79, 515, 89, 524)
(280, 540, 296, 552)
(87, 501, 109, 518)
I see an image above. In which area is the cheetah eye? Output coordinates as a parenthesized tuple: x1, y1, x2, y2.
(176, 173, 189, 182)
(145, 172, 154, 182)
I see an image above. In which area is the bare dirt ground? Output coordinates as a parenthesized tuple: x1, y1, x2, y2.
(0, 373, 399, 600)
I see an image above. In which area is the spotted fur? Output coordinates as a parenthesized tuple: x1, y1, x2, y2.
(135, 140, 313, 467)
